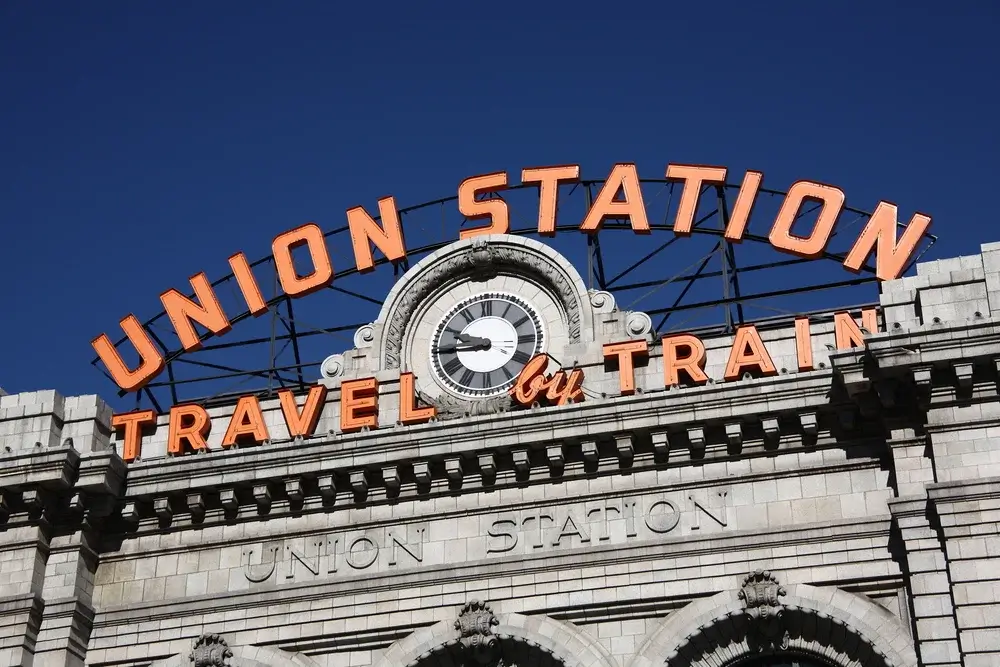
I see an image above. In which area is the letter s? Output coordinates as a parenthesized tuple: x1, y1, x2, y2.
(487, 518, 518, 553)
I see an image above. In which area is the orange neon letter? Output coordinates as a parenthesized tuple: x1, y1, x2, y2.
(521, 165, 580, 236)
(92, 315, 166, 392)
(666, 164, 727, 235)
(603, 340, 648, 396)
(399, 372, 436, 425)
(160, 273, 232, 352)
(167, 404, 211, 455)
(725, 170, 764, 242)
(723, 325, 777, 381)
(272, 223, 334, 297)
(769, 181, 845, 258)
(341, 378, 378, 432)
(278, 385, 328, 438)
(795, 317, 814, 371)
(662, 334, 709, 387)
(112, 410, 156, 463)
(834, 309, 879, 349)
(347, 196, 407, 273)
(222, 395, 270, 447)
(580, 163, 650, 234)
(228, 252, 268, 316)
(458, 172, 509, 239)
(843, 201, 931, 281)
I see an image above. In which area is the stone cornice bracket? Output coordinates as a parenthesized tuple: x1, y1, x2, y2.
(252, 484, 271, 511)
(798, 412, 818, 435)
(651, 431, 669, 459)
(738, 569, 789, 652)
(154, 497, 173, 525)
(189, 633, 233, 667)
(454, 600, 500, 665)
(953, 361, 974, 388)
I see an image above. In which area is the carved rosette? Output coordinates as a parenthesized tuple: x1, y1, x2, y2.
(189, 633, 233, 667)
(455, 600, 501, 665)
(739, 570, 789, 652)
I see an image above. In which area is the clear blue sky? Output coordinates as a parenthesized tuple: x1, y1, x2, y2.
(2, 2, 997, 406)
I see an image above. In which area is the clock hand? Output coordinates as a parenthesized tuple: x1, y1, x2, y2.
(434, 342, 491, 353)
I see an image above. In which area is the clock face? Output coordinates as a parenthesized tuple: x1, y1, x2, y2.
(430, 292, 546, 398)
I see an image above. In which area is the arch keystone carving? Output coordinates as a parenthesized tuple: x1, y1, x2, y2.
(739, 569, 789, 652)
(190, 634, 233, 667)
(455, 599, 501, 664)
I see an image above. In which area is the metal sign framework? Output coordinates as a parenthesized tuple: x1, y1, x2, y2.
(92, 177, 937, 412)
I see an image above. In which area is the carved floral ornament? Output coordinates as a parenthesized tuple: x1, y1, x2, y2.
(189, 633, 233, 667)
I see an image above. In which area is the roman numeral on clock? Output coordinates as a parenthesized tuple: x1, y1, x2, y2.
(512, 350, 531, 364)
(460, 368, 476, 387)
(517, 334, 534, 344)
(482, 300, 493, 317)
(443, 357, 463, 375)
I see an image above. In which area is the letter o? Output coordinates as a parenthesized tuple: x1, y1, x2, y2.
(346, 536, 379, 570)
(644, 499, 681, 534)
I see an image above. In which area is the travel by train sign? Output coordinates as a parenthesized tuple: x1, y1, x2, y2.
(93, 162, 931, 395)
(112, 307, 876, 463)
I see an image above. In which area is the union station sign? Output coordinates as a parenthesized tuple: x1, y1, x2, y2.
(95, 163, 930, 463)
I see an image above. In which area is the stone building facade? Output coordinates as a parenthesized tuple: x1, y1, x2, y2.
(2, 235, 1000, 667)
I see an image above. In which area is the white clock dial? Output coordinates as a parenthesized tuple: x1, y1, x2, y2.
(430, 292, 545, 398)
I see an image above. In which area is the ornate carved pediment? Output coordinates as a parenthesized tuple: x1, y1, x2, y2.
(189, 634, 233, 667)
(739, 569, 789, 652)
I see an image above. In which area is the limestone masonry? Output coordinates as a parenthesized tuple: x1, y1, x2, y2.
(3, 235, 1000, 667)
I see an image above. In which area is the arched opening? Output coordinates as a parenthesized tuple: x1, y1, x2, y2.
(629, 577, 917, 667)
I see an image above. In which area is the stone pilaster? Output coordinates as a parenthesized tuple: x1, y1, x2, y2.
(889, 496, 963, 667)
(929, 478, 1000, 667)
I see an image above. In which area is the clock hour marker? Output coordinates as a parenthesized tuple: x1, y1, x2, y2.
(512, 349, 531, 364)
(443, 356, 463, 375)
(517, 333, 534, 344)
(460, 368, 476, 387)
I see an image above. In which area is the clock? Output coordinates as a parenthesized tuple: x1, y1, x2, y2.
(429, 291, 546, 398)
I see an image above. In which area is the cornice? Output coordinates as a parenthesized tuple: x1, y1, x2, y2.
(101, 454, 887, 554)
(0, 446, 80, 492)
